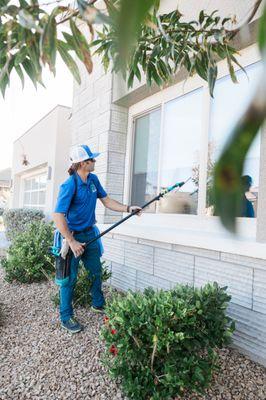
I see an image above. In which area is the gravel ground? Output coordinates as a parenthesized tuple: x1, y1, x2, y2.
(0, 267, 265, 400)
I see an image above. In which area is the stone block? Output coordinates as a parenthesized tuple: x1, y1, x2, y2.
(173, 244, 220, 260)
(253, 268, 266, 314)
(136, 271, 172, 292)
(195, 257, 253, 308)
(154, 248, 194, 285)
(110, 110, 128, 133)
(124, 242, 153, 274)
(102, 237, 124, 264)
(221, 252, 266, 270)
(111, 262, 136, 291)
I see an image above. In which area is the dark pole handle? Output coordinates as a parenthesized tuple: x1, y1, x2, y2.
(83, 181, 191, 248)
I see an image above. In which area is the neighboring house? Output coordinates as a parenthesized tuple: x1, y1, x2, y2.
(11, 105, 71, 216)
(75, 1, 265, 365)
(0, 168, 11, 208)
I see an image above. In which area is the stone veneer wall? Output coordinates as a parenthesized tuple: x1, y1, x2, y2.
(102, 233, 266, 367)
(70, 23, 266, 367)
(71, 56, 128, 224)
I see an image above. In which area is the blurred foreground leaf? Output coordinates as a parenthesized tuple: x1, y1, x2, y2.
(214, 4, 266, 232)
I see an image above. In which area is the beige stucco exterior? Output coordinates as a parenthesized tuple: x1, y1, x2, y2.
(11, 105, 71, 216)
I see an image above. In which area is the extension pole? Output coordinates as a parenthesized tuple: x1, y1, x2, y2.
(84, 177, 191, 248)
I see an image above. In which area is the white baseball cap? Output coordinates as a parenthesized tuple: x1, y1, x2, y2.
(70, 145, 100, 163)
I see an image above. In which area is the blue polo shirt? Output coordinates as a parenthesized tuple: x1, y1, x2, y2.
(54, 173, 107, 231)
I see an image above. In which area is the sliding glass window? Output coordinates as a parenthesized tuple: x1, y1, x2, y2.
(131, 108, 161, 212)
(130, 61, 262, 218)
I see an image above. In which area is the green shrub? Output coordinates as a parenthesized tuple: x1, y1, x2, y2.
(1, 220, 54, 283)
(101, 283, 235, 400)
(51, 261, 112, 307)
(3, 208, 44, 241)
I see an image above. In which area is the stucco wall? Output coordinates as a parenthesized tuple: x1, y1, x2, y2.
(11, 105, 71, 215)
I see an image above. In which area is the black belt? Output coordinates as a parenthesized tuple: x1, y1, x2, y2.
(73, 226, 93, 234)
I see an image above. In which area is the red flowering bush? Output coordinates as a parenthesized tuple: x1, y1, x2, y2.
(100, 283, 235, 400)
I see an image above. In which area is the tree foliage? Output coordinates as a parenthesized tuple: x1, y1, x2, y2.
(0, 0, 266, 231)
(0, 0, 108, 95)
(93, 5, 241, 97)
(0, 0, 244, 97)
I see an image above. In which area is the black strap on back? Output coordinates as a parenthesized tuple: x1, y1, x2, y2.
(67, 173, 78, 217)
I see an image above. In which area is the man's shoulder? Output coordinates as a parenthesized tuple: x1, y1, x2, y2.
(90, 173, 100, 183)
(60, 175, 76, 189)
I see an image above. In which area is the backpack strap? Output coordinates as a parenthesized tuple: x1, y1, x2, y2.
(67, 173, 78, 217)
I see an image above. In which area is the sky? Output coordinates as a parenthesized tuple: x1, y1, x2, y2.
(0, 58, 73, 171)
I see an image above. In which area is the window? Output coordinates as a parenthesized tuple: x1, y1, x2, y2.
(23, 173, 47, 210)
(159, 88, 203, 214)
(207, 62, 262, 216)
(131, 109, 161, 212)
(130, 57, 262, 220)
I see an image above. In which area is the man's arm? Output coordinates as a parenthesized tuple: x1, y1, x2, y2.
(53, 212, 85, 258)
(100, 196, 142, 214)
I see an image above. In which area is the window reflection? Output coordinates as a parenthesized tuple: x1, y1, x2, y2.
(159, 88, 203, 214)
(207, 62, 262, 217)
(131, 109, 161, 212)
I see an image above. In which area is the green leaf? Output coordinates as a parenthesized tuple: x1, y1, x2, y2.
(14, 47, 28, 66)
(22, 58, 37, 88)
(18, 0, 29, 7)
(40, 12, 57, 73)
(5, 5, 19, 17)
(0, 72, 9, 97)
(69, 19, 92, 74)
(199, 10, 205, 25)
(227, 55, 238, 83)
(62, 31, 79, 52)
(117, 0, 157, 65)
(230, 55, 248, 79)
(127, 69, 135, 88)
(57, 39, 81, 84)
(207, 63, 217, 97)
(258, 4, 266, 53)
(15, 64, 25, 89)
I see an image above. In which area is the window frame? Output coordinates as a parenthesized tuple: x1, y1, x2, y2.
(124, 44, 261, 234)
(20, 167, 48, 211)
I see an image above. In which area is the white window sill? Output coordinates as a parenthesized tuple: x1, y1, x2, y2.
(98, 213, 266, 261)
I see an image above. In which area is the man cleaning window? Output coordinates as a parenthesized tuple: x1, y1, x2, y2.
(53, 144, 141, 334)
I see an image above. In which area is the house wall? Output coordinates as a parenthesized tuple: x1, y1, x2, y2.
(11, 105, 71, 216)
(101, 230, 266, 367)
(71, 0, 266, 365)
(71, 54, 128, 224)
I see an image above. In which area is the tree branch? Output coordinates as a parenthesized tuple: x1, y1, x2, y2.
(57, 0, 98, 26)
(226, 0, 263, 38)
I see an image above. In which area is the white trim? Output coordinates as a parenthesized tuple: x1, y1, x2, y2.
(20, 167, 48, 209)
(198, 86, 211, 215)
(98, 215, 266, 261)
(19, 165, 48, 180)
(99, 222, 266, 261)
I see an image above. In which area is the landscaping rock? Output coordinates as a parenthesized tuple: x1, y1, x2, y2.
(0, 267, 265, 400)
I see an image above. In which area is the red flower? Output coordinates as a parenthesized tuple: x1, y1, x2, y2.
(103, 316, 109, 324)
(109, 344, 118, 356)
(111, 329, 117, 335)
